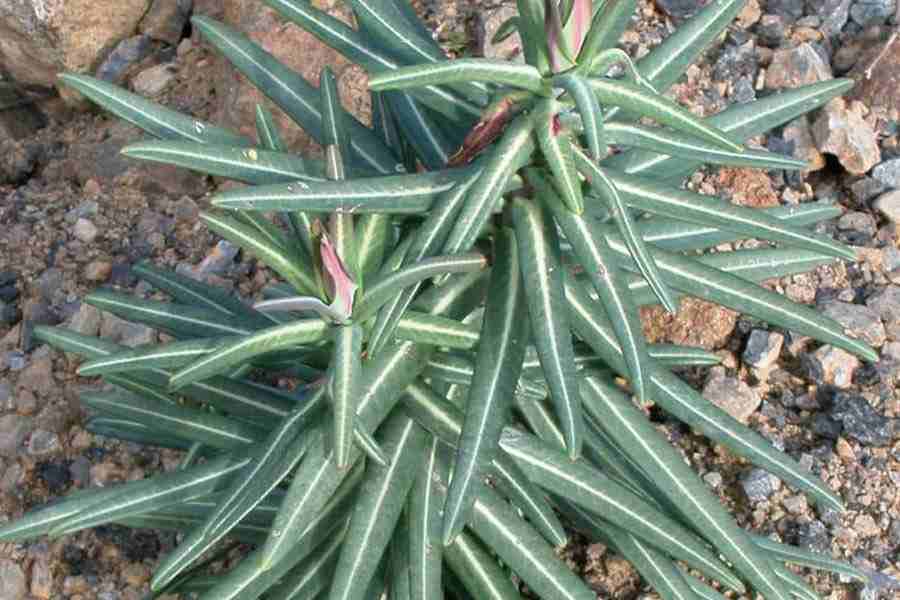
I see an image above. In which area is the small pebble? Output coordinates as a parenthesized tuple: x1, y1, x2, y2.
(702, 375, 762, 423)
(72, 218, 98, 244)
(84, 260, 113, 282)
(740, 468, 782, 502)
(743, 329, 784, 369)
(803, 345, 860, 388)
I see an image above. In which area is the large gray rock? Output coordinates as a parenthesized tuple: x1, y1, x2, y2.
(0, 0, 151, 88)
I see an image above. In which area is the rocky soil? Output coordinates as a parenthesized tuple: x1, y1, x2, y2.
(0, 0, 899, 598)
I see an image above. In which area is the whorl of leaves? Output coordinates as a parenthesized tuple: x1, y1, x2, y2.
(12, 1, 874, 599)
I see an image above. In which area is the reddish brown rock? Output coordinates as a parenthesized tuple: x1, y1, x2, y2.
(641, 298, 738, 350)
(716, 167, 779, 207)
(0, 0, 151, 88)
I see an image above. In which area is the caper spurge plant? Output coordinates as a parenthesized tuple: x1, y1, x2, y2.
(7, 0, 876, 598)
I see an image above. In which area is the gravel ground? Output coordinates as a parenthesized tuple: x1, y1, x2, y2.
(0, 0, 899, 598)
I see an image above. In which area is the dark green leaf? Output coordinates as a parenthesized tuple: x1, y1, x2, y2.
(122, 141, 327, 184)
(511, 196, 583, 459)
(443, 227, 530, 544)
(59, 74, 251, 146)
(329, 414, 426, 600)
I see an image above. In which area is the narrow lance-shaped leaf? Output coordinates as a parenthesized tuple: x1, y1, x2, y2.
(59, 74, 252, 147)
(347, 0, 491, 109)
(356, 213, 394, 287)
(516, 0, 551, 71)
(352, 424, 389, 468)
(389, 507, 413, 600)
(202, 211, 318, 295)
(511, 195, 583, 459)
(122, 141, 327, 185)
(609, 239, 876, 362)
(553, 73, 606, 159)
(442, 117, 535, 256)
(498, 428, 743, 588)
(625, 201, 843, 253)
(329, 413, 427, 600)
(772, 564, 820, 600)
(131, 260, 272, 328)
(585, 151, 858, 263)
(572, 148, 678, 313)
(545, 0, 573, 71)
(85, 289, 254, 338)
(81, 390, 265, 449)
(634, 0, 747, 93)
(0, 453, 248, 542)
(442, 227, 530, 545)
(355, 253, 488, 321)
(409, 436, 448, 600)
(233, 210, 293, 254)
(385, 89, 459, 169)
(401, 381, 567, 548)
(444, 530, 522, 600)
(534, 99, 584, 214)
(394, 312, 480, 350)
(320, 66, 350, 158)
(369, 59, 545, 94)
(170, 317, 330, 390)
(264, 523, 346, 600)
(750, 534, 868, 582)
(490, 452, 568, 547)
(332, 324, 363, 469)
(532, 168, 650, 401)
(603, 524, 707, 600)
(600, 122, 808, 171)
(588, 78, 741, 152)
(191, 461, 363, 600)
(492, 15, 521, 45)
(255, 103, 288, 152)
(259, 432, 352, 572)
(580, 375, 791, 600)
(212, 167, 471, 214)
(469, 484, 596, 600)
(77, 337, 237, 377)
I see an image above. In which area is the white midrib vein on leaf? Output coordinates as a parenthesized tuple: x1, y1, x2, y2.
(129, 145, 322, 180)
(70, 78, 208, 144)
(649, 373, 838, 509)
(505, 444, 725, 570)
(599, 384, 783, 598)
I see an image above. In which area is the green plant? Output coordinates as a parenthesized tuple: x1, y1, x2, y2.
(5, 0, 876, 598)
